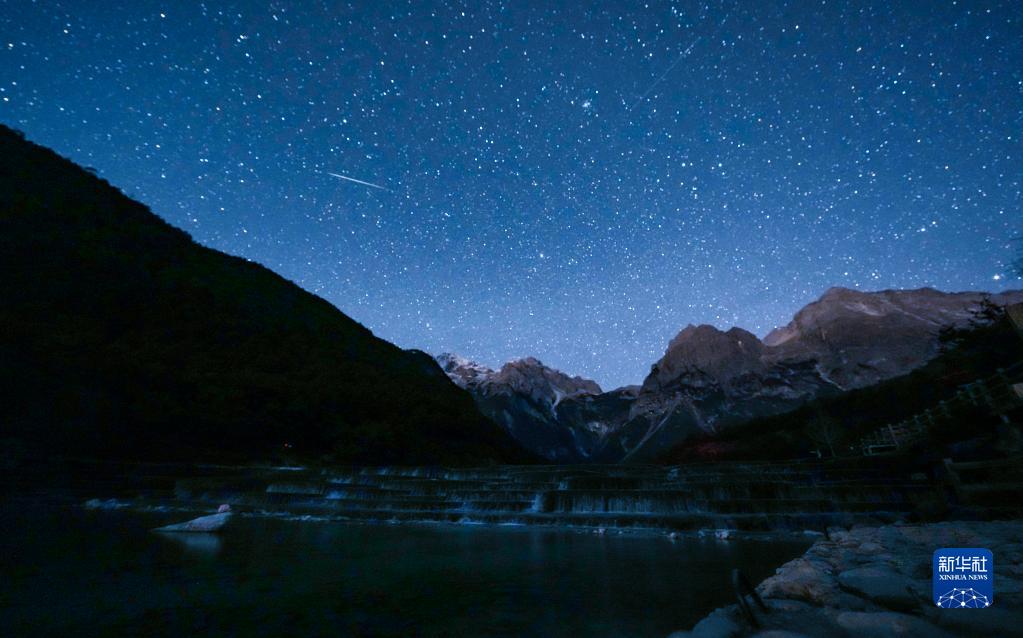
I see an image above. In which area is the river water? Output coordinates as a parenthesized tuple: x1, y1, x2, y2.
(0, 498, 809, 637)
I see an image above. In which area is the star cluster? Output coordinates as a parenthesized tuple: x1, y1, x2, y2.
(2, 1, 1020, 388)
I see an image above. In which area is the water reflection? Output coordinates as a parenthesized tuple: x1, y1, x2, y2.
(1, 502, 811, 637)
(155, 531, 223, 557)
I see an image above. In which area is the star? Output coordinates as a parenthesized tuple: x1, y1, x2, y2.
(1, 0, 1018, 387)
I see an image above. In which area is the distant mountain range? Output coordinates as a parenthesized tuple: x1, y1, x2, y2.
(439, 287, 1023, 462)
(4, 123, 1020, 468)
(0, 124, 528, 465)
(436, 354, 632, 462)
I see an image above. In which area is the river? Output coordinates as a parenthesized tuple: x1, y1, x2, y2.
(0, 498, 809, 637)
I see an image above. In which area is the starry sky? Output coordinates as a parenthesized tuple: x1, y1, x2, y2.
(2, 1, 1021, 389)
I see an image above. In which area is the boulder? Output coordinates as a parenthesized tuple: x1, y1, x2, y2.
(834, 611, 955, 638)
(836, 566, 920, 611)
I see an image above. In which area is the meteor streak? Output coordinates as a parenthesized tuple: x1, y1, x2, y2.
(325, 171, 391, 191)
(627, 12, 730, 113)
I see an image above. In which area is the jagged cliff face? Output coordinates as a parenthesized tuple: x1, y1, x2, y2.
(435, 353, 495, 389)
(440, 287, 1023, 463)
(610, 287, 1023, 460)
(762, 287, 1023, 389)
(436, 354, 601, 402)
(617, 325, 837, 461)
(435, 354, 629, 461)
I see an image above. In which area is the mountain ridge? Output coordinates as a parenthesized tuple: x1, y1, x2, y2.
(439, 286, 1023, 462)
(0, 124, 530, 465)
(436, 353, 611, 461)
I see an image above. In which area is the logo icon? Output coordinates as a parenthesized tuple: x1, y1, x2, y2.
(933, 548, 993, 608)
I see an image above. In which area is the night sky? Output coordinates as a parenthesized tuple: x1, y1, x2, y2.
(2, 1, 1021, 389)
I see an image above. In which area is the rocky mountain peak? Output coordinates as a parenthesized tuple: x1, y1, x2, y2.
(492, 357, 602, 402)
(435, 352, 494, 389)
(435, 353, 601, 403)
(763, 287, 1021, 348)
(652, 324, 766, 389)
(433, 352, 611, 462)
(438, 286, 1023, 463)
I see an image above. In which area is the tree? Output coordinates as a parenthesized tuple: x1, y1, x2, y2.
(969, 294, 1003, 326)
(805, 410, 843, 458)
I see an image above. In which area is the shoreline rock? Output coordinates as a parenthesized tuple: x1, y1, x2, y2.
(670, 520, 1023, 637)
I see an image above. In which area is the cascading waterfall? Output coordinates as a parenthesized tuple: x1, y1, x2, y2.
(166, 461, 936, 532)
(530, 493, 545, 513)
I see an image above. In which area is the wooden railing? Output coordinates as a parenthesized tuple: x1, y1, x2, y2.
(858, 361, 1023, 456)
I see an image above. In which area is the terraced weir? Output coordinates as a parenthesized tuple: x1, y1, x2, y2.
(132, 459, 952, 532)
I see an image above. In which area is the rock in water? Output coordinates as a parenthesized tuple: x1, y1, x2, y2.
(154, 505, 233, 533)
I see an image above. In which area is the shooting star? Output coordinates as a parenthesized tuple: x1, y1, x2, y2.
(325, 171, 391, 192)
(627, 12, 730, 112)
(627, 36, 702, 112)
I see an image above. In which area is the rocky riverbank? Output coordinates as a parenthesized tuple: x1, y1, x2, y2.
(671, 520, 1023, 637)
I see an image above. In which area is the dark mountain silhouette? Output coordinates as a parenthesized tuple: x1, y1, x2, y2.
(0, 125, 529, 465)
